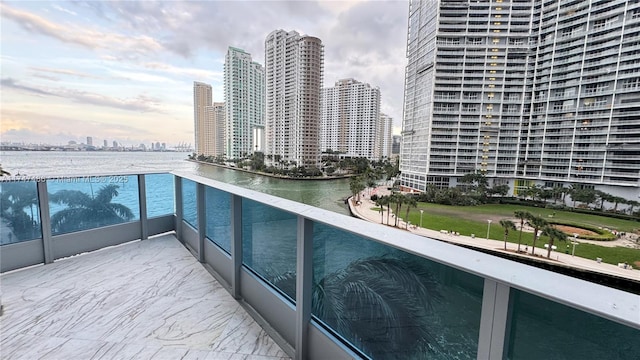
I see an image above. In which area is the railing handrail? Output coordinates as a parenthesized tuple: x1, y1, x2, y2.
(0, 170, 173, 182)
(173, 170, 640, 330)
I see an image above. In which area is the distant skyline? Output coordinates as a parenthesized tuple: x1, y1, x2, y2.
(0, 1, 408, 146)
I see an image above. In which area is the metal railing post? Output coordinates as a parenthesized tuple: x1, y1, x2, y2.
(174, 176, 183, 241)
(295, 217, 313, 360)
(196, 183, 206, 262)
(138, 175, 148, 240)
(477, 279, 512, 360)
(230, 194, 243, 300)
(37, 181, 53, 264)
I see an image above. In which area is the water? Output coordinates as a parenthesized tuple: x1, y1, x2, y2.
(0, 151, 351, 215)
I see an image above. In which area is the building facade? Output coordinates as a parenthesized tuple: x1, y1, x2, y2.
(193, 81, 214, 156)
(224, 47, 265, 160)
(265, 29, 324, 168)
(379, 113, 394, 159)
(213, 102, 226, 157)
(400, 0, 640, 199)
(321, 78, 382, 160)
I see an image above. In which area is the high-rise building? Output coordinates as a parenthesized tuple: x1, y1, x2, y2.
(86, 137, 93, 146)
(321, 78, 381, 160)
(265, 29, 324, 168)
(224, 47, 265, 160)
(193, 81, 214, 156)
(400, 0, 640, 199)
(379, 113, 393, 159)
(391, 135, 401, 157)
(213, 102, 226, 157)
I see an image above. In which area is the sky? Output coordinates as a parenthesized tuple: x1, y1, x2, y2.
(1, 0, 409, 148)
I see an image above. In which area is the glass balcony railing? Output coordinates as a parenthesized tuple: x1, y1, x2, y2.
(0, 180, 42, 244)
(1, 171, 638, 360)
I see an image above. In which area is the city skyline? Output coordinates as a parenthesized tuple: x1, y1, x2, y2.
(0, 1, 408, 145)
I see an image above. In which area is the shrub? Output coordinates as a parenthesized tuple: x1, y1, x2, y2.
(549, 220, 617, 241)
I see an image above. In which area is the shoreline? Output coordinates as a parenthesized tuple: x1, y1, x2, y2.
(347, 187, 640, 288)
(187, 158, 355, 181)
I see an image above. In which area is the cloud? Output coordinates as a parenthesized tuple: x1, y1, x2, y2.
(0, 3, 163, 57)
(1, 78, 164, 113)
(51, 4, 77, 16)
(142, 62, 222, 82)
(29, 66, 101, 79)
(97, 1, 332, 58)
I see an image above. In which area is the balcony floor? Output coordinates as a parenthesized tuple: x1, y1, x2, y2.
(0, 234, 290, 360)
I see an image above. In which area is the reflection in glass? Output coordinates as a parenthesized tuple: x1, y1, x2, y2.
(181, 178, 197, 228)
(306, 223, 483, 359)
(242, 198, 297, 299)
(48, 176, 139, 235)
(205, 186, 231, 252)
(0, 181, 42, 244)
(145, 173, 174, 217)
(508, 290, 640, 359)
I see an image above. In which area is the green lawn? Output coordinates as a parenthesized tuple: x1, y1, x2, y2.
(396, 202, 640, 268)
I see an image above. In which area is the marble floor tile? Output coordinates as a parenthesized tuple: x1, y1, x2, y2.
(213, 309, 289, 358)
(0, 234, 290, 360)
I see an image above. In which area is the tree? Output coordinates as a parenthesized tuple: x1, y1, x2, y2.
(0, 164, 10, 177)
(1, 182, 40, 242)
(514, 210, 531, 253)
(271, 257, 440, 359)
(404, 195, 417, 229)
(542, 226, 567, 259)
(489, 184, 510, 198)
(375, 196, 389, 224)
(349, 176, 365, 204)
(392, 193, 405, 227)
(528, 215, 548, 256)
(50, 184, 134, 234)
(384, 195, 393, 225)
(499, 219, 516, 251)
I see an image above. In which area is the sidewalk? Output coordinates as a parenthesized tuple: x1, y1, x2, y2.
(349, 187, 640, 283)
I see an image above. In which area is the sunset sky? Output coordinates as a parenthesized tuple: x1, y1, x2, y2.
(1, 1, 408, 147)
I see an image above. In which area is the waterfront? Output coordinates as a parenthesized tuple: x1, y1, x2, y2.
(0, 151, 352, 215)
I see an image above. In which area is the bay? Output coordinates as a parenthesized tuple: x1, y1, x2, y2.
(0, 151, 352, 215)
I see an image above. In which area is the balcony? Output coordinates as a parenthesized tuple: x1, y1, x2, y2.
(1, 172, 639, 360)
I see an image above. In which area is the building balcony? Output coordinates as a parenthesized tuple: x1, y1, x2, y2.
(1, 172, 639, 360)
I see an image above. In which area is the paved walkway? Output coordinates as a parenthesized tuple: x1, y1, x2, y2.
(349, 187, 640, 283)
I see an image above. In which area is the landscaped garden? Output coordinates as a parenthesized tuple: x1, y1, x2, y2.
(401, 203, 640, 268)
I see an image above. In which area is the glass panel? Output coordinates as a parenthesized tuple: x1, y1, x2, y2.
(312, 222, 483, 359)
(48, 176, 139, 236)
(0, 181, 42, 244)
(205, 186, 231, 253)
(242, 198, 297, 300)
(508, 290, 640, 359)
(145, 173, 174, 218)
(181, 178, 197, 228)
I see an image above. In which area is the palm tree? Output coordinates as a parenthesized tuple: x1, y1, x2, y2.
(514, 210, 531, 252)
(271, 257, 440, 359)
(375, 196, 388, 224)
(50, 184, 134, 234)
(528, 215, 548, 256)
(349, 176, 365, 204)
(404, 195, 417, 229)
(499, 219, 516, 251)
(0, 164, 10, 177)
(1, 182, 40, 241)
(393, 193, 405, 227)
(542, 226, 568, 259)
(384, 195, 393, 225)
